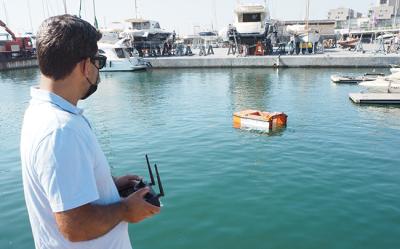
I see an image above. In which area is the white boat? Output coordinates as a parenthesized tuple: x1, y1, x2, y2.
(233, 3, 270, 36)
(286, 24, 320, 43)
(119, 19, 171, 47)
(198, 31, 221, 48)
(376, 33, 395, 44)
(286, 1, 320, 44)
(359, 78, 400, 93)
(390, 67, 400, 74)
(228, 2, 270, 44)
(295, 29, 320, 44)
(386, 71, 400, 80)
(330, 74, 381, 84)
(98, 40, 149, 72)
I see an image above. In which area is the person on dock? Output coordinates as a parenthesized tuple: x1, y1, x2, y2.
(20, 14, 160, 249)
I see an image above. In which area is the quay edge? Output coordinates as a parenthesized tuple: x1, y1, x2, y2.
(146, 54, 400, 69)
(0, 58, 38, 71)
(0, 54, 399, 71)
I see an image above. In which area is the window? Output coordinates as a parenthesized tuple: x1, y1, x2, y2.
(131, 22, 150, 30)
(0, 34, 11, 41)
(114, 48, 126, 58)
(242, 13, 261, 22)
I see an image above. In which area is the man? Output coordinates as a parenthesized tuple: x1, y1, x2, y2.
(20, 14, 160, 249)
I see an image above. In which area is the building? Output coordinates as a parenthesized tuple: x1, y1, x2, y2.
(376, 0, 400, 12)
(328, 8, 363, 29)
(368, 0, 400, 27)
(370, 5, 395, 20)
(328, 8, 355, 21)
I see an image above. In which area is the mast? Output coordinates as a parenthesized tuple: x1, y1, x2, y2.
(348, 8, 351, 35)
(63, 0, 67, 14)
(305, 0, 309, 30)
(394, 0, 399, 28)
(92, 0, 98, 28)
(2, 0, 9, 25)
(45, 0, 51, 17)
(212, 0, 218, 31)
(79, 0, 82, 18)
(134, 0, 138, 19)
(27, 0, 33, 31)
(41, 0, 46, 18)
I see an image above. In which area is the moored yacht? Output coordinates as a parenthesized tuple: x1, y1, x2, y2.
(286, 24, 320, 43)
(198, 31, 221, 48)
(98, 39, 149, 72)
(359, 72, 400, 93)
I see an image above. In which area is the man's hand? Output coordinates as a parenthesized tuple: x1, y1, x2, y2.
(121, 187, 161, 223)
(114, 175, 142, 191)
(54, 185, 161, 242)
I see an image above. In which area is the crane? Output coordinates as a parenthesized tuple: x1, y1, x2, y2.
(0, 19, 17, 40)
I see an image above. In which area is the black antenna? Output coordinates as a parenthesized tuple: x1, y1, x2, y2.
(146, 154, 155, 185)
(154, 164, 164, 197)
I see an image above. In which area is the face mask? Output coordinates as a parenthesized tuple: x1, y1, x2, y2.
(81, 72, 100, 100)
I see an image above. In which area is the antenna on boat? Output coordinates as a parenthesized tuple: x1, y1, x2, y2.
(146, 154, 155, 185)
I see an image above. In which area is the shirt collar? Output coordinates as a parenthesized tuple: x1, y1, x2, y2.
(30, 86, 84, 115)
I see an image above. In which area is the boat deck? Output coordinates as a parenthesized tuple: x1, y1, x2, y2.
(349, 93, 400, 104)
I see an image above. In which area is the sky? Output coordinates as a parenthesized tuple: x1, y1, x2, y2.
(1, 0, 377, 35)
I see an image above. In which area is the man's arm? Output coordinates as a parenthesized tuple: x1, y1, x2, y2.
(54, 187, 160, 242)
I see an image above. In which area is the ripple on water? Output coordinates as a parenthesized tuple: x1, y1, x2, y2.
(1, 68, 399, 249)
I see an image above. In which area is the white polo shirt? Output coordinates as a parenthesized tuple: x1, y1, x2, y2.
(20, 86, 132, 249)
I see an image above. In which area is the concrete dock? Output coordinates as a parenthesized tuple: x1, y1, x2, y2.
(146, 47, 400, 69)
(349, 93, 400, 104)
(0, 45, 399, 71)
(0, 57, 38, 71)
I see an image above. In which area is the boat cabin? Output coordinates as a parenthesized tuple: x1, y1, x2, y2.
(125, 19, 161, 31)
(233, 4, 270, 36)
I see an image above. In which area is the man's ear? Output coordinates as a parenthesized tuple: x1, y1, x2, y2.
(79, 58, 90, 77)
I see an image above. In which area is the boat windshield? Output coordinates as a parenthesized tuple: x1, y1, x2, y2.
(131, 22, 150, 30)
(0, 33, 11, 41)
(241, 13, 262, 22)
(115, 48, 127, 58)
(199, 32, 217, 36)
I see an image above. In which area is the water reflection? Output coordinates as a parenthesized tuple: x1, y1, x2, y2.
(228, 68, 276, 112)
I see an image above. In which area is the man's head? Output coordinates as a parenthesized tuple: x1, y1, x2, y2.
(37, 14, 102, 81)
(36, 15, 105, 99)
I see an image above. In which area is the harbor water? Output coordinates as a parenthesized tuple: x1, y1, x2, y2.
(0, 68, 399, 249)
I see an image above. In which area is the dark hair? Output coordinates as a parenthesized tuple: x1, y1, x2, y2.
(36, 14, 102, 80)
